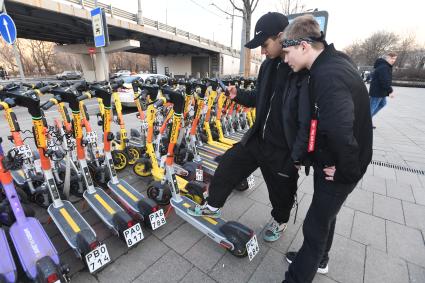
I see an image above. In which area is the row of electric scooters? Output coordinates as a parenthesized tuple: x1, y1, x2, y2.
(0, 76, 257, 282)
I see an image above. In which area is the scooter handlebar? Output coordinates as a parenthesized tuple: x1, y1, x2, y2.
(41, 100, 56, 110)
(152, 97, 166, 108)
(76, 93, 90, 101)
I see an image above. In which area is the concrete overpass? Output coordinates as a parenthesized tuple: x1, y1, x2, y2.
(4, 0, 262, 80)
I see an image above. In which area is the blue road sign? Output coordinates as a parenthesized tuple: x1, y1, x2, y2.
(91, 7, 108, 48)
(0, 13, 17, 45)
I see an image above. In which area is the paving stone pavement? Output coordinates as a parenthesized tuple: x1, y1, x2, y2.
(5, 86, 425, 282)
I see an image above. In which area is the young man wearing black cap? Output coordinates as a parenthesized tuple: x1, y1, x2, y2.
(281, 15, 373, 282)
(188, 12, 311, 243)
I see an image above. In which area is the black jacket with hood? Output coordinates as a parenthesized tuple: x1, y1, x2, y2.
(234, 57, 311, 164)
(369, 58, 394, 97)
(309, 44, 373, 184)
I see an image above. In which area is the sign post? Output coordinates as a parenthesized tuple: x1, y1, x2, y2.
(0, 11, 25, 81)
(90, 7, 109, 81)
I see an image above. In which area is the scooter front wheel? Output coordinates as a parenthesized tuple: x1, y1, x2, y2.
(112, 150, 128, 171)
(133, 159, 152, 177)
(126, 146, 141, 165)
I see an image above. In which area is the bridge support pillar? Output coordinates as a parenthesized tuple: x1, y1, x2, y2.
(54, 39, 140, 81)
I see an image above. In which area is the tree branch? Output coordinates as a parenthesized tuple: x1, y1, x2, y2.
(229, 0, 243, 13)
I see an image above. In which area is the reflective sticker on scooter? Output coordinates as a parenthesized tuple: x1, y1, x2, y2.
(149, 209, 166, 230)
(246, 234, 260, 261)
(123, 223, 144, 248)
(85, 244, 111, 273)
(195, 168, 203, 182)
(48, 179, 60, 200)
(247, 174, 255, 189)
(108, 158, 117, 177)
(83, 167, 93, 187)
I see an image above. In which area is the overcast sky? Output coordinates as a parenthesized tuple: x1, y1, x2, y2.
(103, 0, 425, 51)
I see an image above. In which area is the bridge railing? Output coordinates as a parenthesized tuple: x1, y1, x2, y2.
(65, 0, 245, 57)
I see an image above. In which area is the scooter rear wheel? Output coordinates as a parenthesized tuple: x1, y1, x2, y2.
(233, 179, 249, 191)
(126, 146, 140, 165)
(147, 182, 171, 205)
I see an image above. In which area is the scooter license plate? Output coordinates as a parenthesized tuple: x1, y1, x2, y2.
(85, 244, 111, 273)
(149, 209, 166, 230)
(246, 234, 259, 261)
(86, 132, 98, 143)
(123, 223, 144, 248)
(247, 174, 255, 189)
(195, 168, 203, 182)
(16, 144, 33, 158)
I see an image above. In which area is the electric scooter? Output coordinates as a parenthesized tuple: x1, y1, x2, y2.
(41, 81, 146, 246)
(147, 86, 260, 259)
(87, 81, 163, 230)
(0, 224, 17, 283)
(0, 116, 69, 282)
(0, 83, 109, 274)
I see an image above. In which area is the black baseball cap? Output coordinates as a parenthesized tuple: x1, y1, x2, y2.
(245, 12, 289, 49)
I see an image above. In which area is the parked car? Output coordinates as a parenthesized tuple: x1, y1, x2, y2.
(56, 71, 82, 80)
(112, 70, 131, 78)
(117, 74, 170, 107)
(138, 73, 170, 83)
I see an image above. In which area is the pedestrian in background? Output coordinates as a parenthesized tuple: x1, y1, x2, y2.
(369, 52, 397, 128)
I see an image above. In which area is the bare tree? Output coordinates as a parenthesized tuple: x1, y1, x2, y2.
(406, 48, 425, 69)
(109, 52, 150, 73)
(28, 40, 56, 74)
(0, 41, 18, 74)
(361, 31, 399, 65)
(229, 0, 259, 76)
(343, 41, 365, 65)
(276, 0, 306, 15)
(394, 34, 416, 68)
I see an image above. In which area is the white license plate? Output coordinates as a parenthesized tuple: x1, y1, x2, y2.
(246, 234, 259, 261)
(16, 145, 33, 158)
(86, 132, 98, 143)
(47, 140, 59, 152)
(195, 168, 203, 182)
(123, 223, 144, 248)
(149, 209, 166, 230)
(247, 174, 255, 189)
(85, 244, 111, 273)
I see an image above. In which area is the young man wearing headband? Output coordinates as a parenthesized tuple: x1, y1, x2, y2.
(280, 15, 373, 283)
(188, 12, 311, 243)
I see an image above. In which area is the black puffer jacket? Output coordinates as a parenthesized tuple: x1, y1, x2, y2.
(234, 58, 311, 163)
(369, 58, 393, 97)
(309, 44, 373, 184)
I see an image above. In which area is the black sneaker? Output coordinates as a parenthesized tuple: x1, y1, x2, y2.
(285, 252, 329, 274)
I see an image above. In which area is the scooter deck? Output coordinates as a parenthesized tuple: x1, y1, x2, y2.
(207, 140, 232, 150)
(218, 137, 238, 145)
(197, 143, 227, 156)
(10, 169, 26, 186)
(84, 187, 127, 229)
(48, 200, 95, 250)
(9, 217, 60, 280)
(195, 150, 219, 176)
(226, 132, 244, 141)
(171, 196, 227, 235)
(0, 228, 16, 283)
(108, 179, 146, 214)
